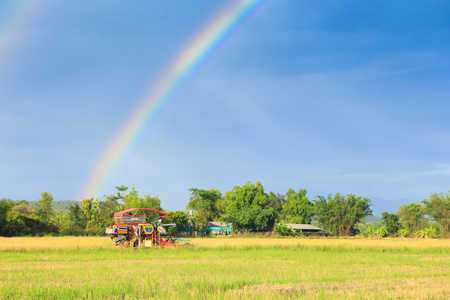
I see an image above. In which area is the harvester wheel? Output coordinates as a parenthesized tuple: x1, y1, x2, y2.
(115, 235, 130, 248)
(116, 239, 130, 248)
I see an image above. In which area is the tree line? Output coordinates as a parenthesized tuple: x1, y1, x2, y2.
(362, 196, 450, 238)
(0, 186, 187, 237)
(1, 181, 449, 238)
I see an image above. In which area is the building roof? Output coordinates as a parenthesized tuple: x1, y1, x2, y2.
(206, 221, 232, 228)
(286, 224, 324, 231)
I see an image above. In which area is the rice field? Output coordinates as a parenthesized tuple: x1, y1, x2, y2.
(1, 236, 450, 299)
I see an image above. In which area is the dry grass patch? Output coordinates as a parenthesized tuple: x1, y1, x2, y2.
(2, 236, 450, 251)
(0, 236, 110, 251)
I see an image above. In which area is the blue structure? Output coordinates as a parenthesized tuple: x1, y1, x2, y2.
(183, 222, 233, 235)
(205, 222, 232, 235)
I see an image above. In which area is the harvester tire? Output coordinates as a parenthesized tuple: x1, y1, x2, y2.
(116, 239, 130, 248)
(115, 235, 130, 248)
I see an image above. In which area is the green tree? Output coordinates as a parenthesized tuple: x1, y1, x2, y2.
(314, 193, 372, 236)
(35, 191, 55, 225)
(266, 192, 286, 221)
(224, 181, 269, 212)
(187, 188, 222, 232)
(165, 211, 189, 235)
(95, 185, 127, 230)
(122, 187, 143, 209)
(121, 187, 162, 212)
(64, 203, 86, 235)
(0, 198, 15, 236)
(422, 192, 450, 238)
(1, 198, 57, 237)
(223, 181, 275, 231)
(281, 188, 313, 224)
(53, 210, 68, 233)
(229, 206, 275, 232)
(142, 194, 162, 211)
(4, 211, 42, 236)
(80, 198, 103, 236)
(4, 199, 57, 236)
(115, 185, 128, 198)
(397, 202, 427, 234)
(381, 212, 401, 236)
(12, 203, 36, 216)
(98, 196, 120, 229)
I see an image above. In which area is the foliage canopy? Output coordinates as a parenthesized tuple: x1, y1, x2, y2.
(314, 193, 372, 236)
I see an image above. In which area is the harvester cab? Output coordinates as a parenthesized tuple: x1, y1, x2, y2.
(105, 208, 189, 248)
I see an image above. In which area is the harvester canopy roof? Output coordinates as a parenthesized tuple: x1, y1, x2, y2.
(114, 208, 168, 224)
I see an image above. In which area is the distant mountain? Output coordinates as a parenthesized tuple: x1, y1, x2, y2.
(28, 200, 79, 212)
(368, 196, 413, 214)
(365, 214, 382, 223)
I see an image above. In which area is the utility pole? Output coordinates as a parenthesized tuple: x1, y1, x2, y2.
(189, 210, 194, 237)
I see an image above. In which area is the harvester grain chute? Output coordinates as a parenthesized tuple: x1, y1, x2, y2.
(105, 208, 189, 248)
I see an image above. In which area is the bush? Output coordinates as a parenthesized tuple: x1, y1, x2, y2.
(376, 227, 388, 238)
(415, 230, 426, 238)
(397, 229, 408, 237)
(424, 227, 437, 238)
(364, 226, 375, 237)
(275, 223, 298, 236)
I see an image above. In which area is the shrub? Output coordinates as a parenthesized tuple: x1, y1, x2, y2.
(415, 230, 426, 238)
(424, 227, 437, 238)
(364, 226, 375, 237)
(397, 228, 408, 237)
(276, 223, 296, 237)
(376, 227, 388, 238)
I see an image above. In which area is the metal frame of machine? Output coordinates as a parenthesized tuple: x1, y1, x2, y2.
(105, 208, 189, 248)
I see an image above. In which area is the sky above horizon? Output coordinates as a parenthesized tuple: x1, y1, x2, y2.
(1, 0, 449, 214)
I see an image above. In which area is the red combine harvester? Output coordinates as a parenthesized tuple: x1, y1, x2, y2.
(105, 208, 189, 248)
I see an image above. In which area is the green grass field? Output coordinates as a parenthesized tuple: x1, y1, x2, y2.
(1, 237, 450, 299)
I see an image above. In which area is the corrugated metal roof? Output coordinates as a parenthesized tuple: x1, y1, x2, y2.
(286, 224, 324, 231)
(206, 221, 232, 228)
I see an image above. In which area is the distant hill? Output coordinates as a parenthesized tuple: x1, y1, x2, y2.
(28, 200, 79, 213)
(368, 196, 412, 214)
(365, 214, 382, 223)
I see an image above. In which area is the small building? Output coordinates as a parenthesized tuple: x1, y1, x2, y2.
(181, 222, 233, 236)
(206, 221, 232, 235)
(286, 224, 325, 234)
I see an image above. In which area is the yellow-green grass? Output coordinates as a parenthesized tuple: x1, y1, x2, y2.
(191, 236, 450, 250)
(3, 236, 450, 251)
(1, 237, 450, 299)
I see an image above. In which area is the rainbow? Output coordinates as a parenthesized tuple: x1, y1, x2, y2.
(0, 1, 43, 67)
(80, 0, 267, 199)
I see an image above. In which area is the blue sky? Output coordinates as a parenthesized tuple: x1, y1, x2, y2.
(1, 0, 449, 214)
